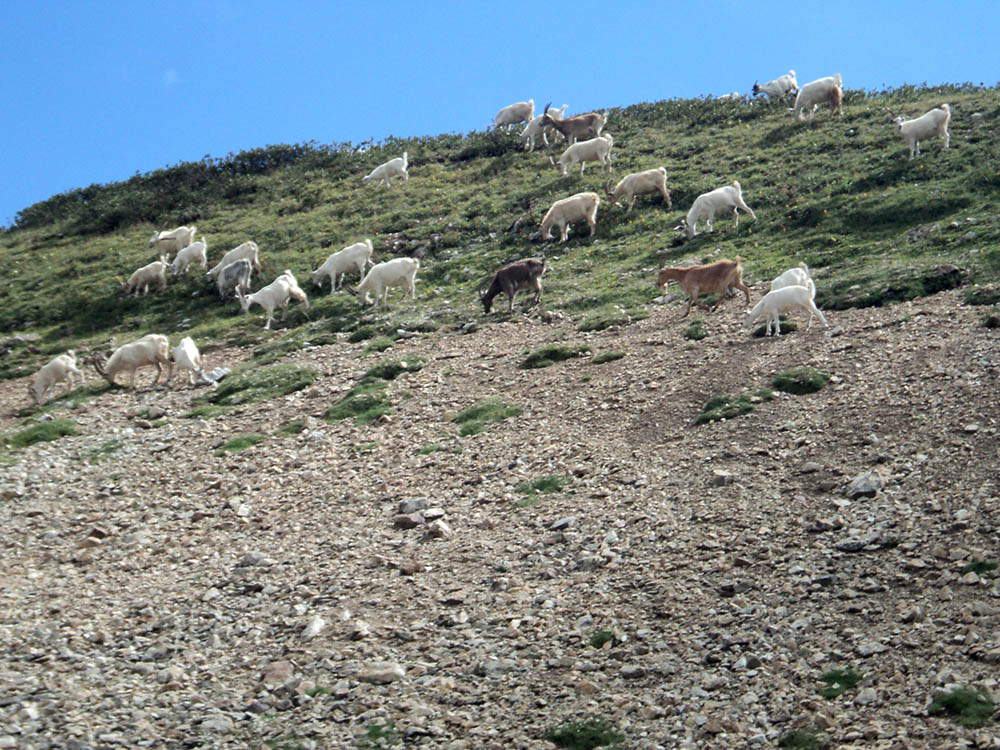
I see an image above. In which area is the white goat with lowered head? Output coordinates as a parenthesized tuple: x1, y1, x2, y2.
(792, 74, 843, 121)
(606, 167, 671, 213)
(216, 258, 253, 301)
(891, 104, 950, 159)
(746, 286, 828, 336)
(679, 181, 756, 239)
(551, 134, 614, 176)
(771, 262, 815, 299)
(311, 239, 374, 293)
(149, 225, 197, 255)
(29, 351, 84, 405)
(352, 257, 420, 308)
(92, 334, 172, 387)
(540, 192, 600, 243)
(123, 257, 169, 296)
(753, 70, 798, 99)
(494, 99, 534, 131)
(170, 238, 208, 276)
(207, 241, 262, 280)
(237, 270, 310, 329)
(170, 337, 204, 385)
(362, 152, 408, 189)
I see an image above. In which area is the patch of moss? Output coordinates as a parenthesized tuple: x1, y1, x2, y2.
(348, 326, 379, 343)
(818, 668, 863, 699)
(3, 418, 79, 450)
(204, 364, 317, 406)
(778, 727, 829, 749)
(521, 344, 590, 370)
(772, 367, 831, 395)
(697, 395, 755, 424)
(591, 350, 625, 365)
(324, 380, 391, 424)
(453, 397, 521, 436)
(364, 357, 425, 381)
(542, 717, 624, 749)
(752, 317, 799, 337)
(216, 434, 266, 454)
(363, 336, 395, 354)
(684, 318, 707, 340)
(928, 686, 995, 728)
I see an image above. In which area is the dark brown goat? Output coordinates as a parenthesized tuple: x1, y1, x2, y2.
(481, 258, 546, 313)
(540, 102, 607, 145)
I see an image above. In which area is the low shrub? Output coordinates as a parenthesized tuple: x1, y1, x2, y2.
(928, 686, 995, 728)
(521, 344, 590, 369)
(542, 716, 624, 749)
(453, 397, 521, 436)
(772, 367, 831, 395)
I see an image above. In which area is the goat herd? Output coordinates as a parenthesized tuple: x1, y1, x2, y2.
(26, 71, 955, 405)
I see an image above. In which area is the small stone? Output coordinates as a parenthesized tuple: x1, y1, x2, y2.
(349, 620, 371, 640)
(302, 616, 326, 639)
(359, 661, 405, 684)
(262, 660, 294, 685)
(200, 714, 234, 733)
(398, 498, 427, 514)
(426, 519, 453, 538)
(393, 513, 424, 529)
(854, 687, 877, 706)
(576, 680, 599, 695)
(845, 471, 882, 499)
(799, 462, 823, 474)
(620, 665, 646, 679)
(710, 470, 735, 487)
(549, 516, 578, 531)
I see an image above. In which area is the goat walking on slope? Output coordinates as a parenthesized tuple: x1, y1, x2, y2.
(679, 181, 756, 239)
(746, 285, 828, 336)
(362, 152, 409, 188)
(657, 257, 750, 318)
(481, 258, 546, 313)
(889, 104, 951, 159)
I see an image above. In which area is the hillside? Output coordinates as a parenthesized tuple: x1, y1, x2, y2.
(1, 85, 1000, 748)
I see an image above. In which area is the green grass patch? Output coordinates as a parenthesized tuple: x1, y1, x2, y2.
(324, 380, 391, 424)
(591, 350, 625, 365)
(752, 317, 798, 337)
(416, 443, 443, 455)
(960, 560, 998, 576)
(279, 419, 306, 435)
(778, 726, 830, 749)
(772, 367, 831, 395)
(542, 716, 624, 749)
(363, 336, 395, 354)
(453, 397, 521, 436)
(185, 404, 227, 420)
(203, 364, 317, 406)
(514, 475, 569, 507)
(3, 419, 78, 450)
(928, 686, 995, 728)
(697, 395, 754, 424)
(364, 357, 425, 380)
(589, 630, 615, 649)
(818, 668, 863, 699)
(357, 721, 401, 749)
(348, 326, 379, 343)
(521, 344, 591, 369)
(684, 318, 707, 340)
(577, 306, 646, 333)
(964, 285, 1000, 306)
(215, 433, 266, 454)
(80, 439, 123, 463)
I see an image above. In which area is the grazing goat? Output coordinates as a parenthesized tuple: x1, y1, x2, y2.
(29, 351, 83, 405)
(216, 258, 253, 301)
(519, 105, 568, 151)
(540, 101, 607, 145)
(123, 257, 168, 296)
(792, 74, 842, 121)
(717, 92, 742, 101)
(351, 257, 420, 308)
(753, 70, 798, 99)
(679, 181, 756, 239)
(362, 152, 409, 189)
(170, 337, 204, 385)
(891, 104, 950, 159)
(746, 285, 828, 335)
(170, 238, 208, 276)
(605, 167, 671, 212)
(149, 225, 197, 255)
(494, 99, 534, 131)
(540, 192, 600, 243)
(481, 257, 546, 313)
(92, 334, 172, 387)
(311, 239, 374, 293)
(237, 270, 310, 329)
(551, 134, 614, 176)
(657, 257, 750, 318)
(771, 263, 815, 299)
(207, 241, 262, 280)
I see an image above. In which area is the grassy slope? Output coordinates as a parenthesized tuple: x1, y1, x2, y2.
(1, 83, 997, 381)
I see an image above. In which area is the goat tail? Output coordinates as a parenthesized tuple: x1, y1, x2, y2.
(732, 180, 741, 191)
(402, 151, 408, 169)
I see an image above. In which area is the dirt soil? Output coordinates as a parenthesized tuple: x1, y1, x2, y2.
(1, 288, 999, 749)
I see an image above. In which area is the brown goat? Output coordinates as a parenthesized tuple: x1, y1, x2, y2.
(540, 101, 607, 145)
(656, 257, 750, 317)
(481, 257, 546, 313)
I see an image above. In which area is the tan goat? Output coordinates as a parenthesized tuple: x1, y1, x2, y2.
(656, 257, 750, 317)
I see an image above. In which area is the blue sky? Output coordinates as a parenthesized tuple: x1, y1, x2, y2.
(2, 1, 998, 228)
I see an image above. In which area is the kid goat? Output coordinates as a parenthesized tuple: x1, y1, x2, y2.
(29, 351, 84, 404)
(237, 270, 310, 329)
(362, 152, 408, 188)
(746, 286, 828, 336)
(792, 74, 843, 121)
(123, 257, 169, 296)
(351, 257, 420, 308)
(550, 134, 614, 176)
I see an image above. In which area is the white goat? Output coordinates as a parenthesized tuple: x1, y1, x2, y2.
(149, 226, 197, 255)
(237, 270, 310, 329)
(606, 167, 671, 212)
(123, 257, 168, 296)
(362, 152, 408, 189)
(494, 99, 534, 131)
(170, 238, 208, 276)
(717, 92, 742, 101)
(540, 192, 600, 243)
(551, 134, 614, 176)
(679, 181, 756, 239)
(771, 263, 815, 299)
(353, 257, 420, 308)
(207, 241, 262, 280)
(216, 258, 253, 301)
(311, 239, 375, 293)
(745, 286, 828, 336)
(753, 70, 798, 99)
(893, 104, 950, 159)
(28, 351, 83, 405)
(92, 334, 172, 387)
(792, 74, 843, 121)
(170, 337, 204, 385)
(519, 105, 567, 151)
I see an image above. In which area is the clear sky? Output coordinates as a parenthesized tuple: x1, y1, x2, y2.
(2, 1, 998, 228)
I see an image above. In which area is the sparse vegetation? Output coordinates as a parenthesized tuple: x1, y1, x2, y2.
(453, 397, 521, 436)
(928, 686, 995, 728)
(778, 726, 830, 749)
(772, 367, 831, 395)
(684, 318, 707, 340)
(591, 350, 625, 364)
(204, 364, 317, 406)
(357, 721, 400, 748)
(589, 630, 615, 649)
(363, 336, 395, 354)
(960, 560, 998, 576)
(542, 716, 624, 749)
(752, 318, 798, 337)
(521, 344, 591, 369)
(216, 434, 266, 454)
(3, 419, 79, 450)
(818, 667, 863, 699)
(279, 419, 306, 435)
(416, 443, 443, 455)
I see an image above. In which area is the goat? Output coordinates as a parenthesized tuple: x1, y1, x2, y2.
(216, 258, 253, 301)
(678, 181, 756, 239)
(351, 257, 420, 308)
(890, 104, 951, 159)
(170, 237, 208, 276)
(123, 257, 168, 296)
(311, 239, 375, 293)
(540, 192, 600, 243)
(792, 74, 843, 121)
(494, 99, 534, 131)
(519, 105, 568, 151)
(28, 351, 83, 405)
(170, 336, 204, 385)
(753, 70, 798, 99)
(745, 285, 828, 335)
(717, 92, 742, 101)
(771, 262, 815, 299)
(540, 101, 607, 145)
(207, 241, 262, 280)
(92, 334, 172, 387)
(481, 257, 546, 313)
(550, 134, 613, 176)
(237, 270, 310, 329)
(657, 257, 750, 318)
(149, 225, 197, 255)
(605, 167, 671, 212)
(362, 152, 409, 189)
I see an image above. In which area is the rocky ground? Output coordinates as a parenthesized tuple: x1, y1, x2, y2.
(1, 288, 998, 749)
